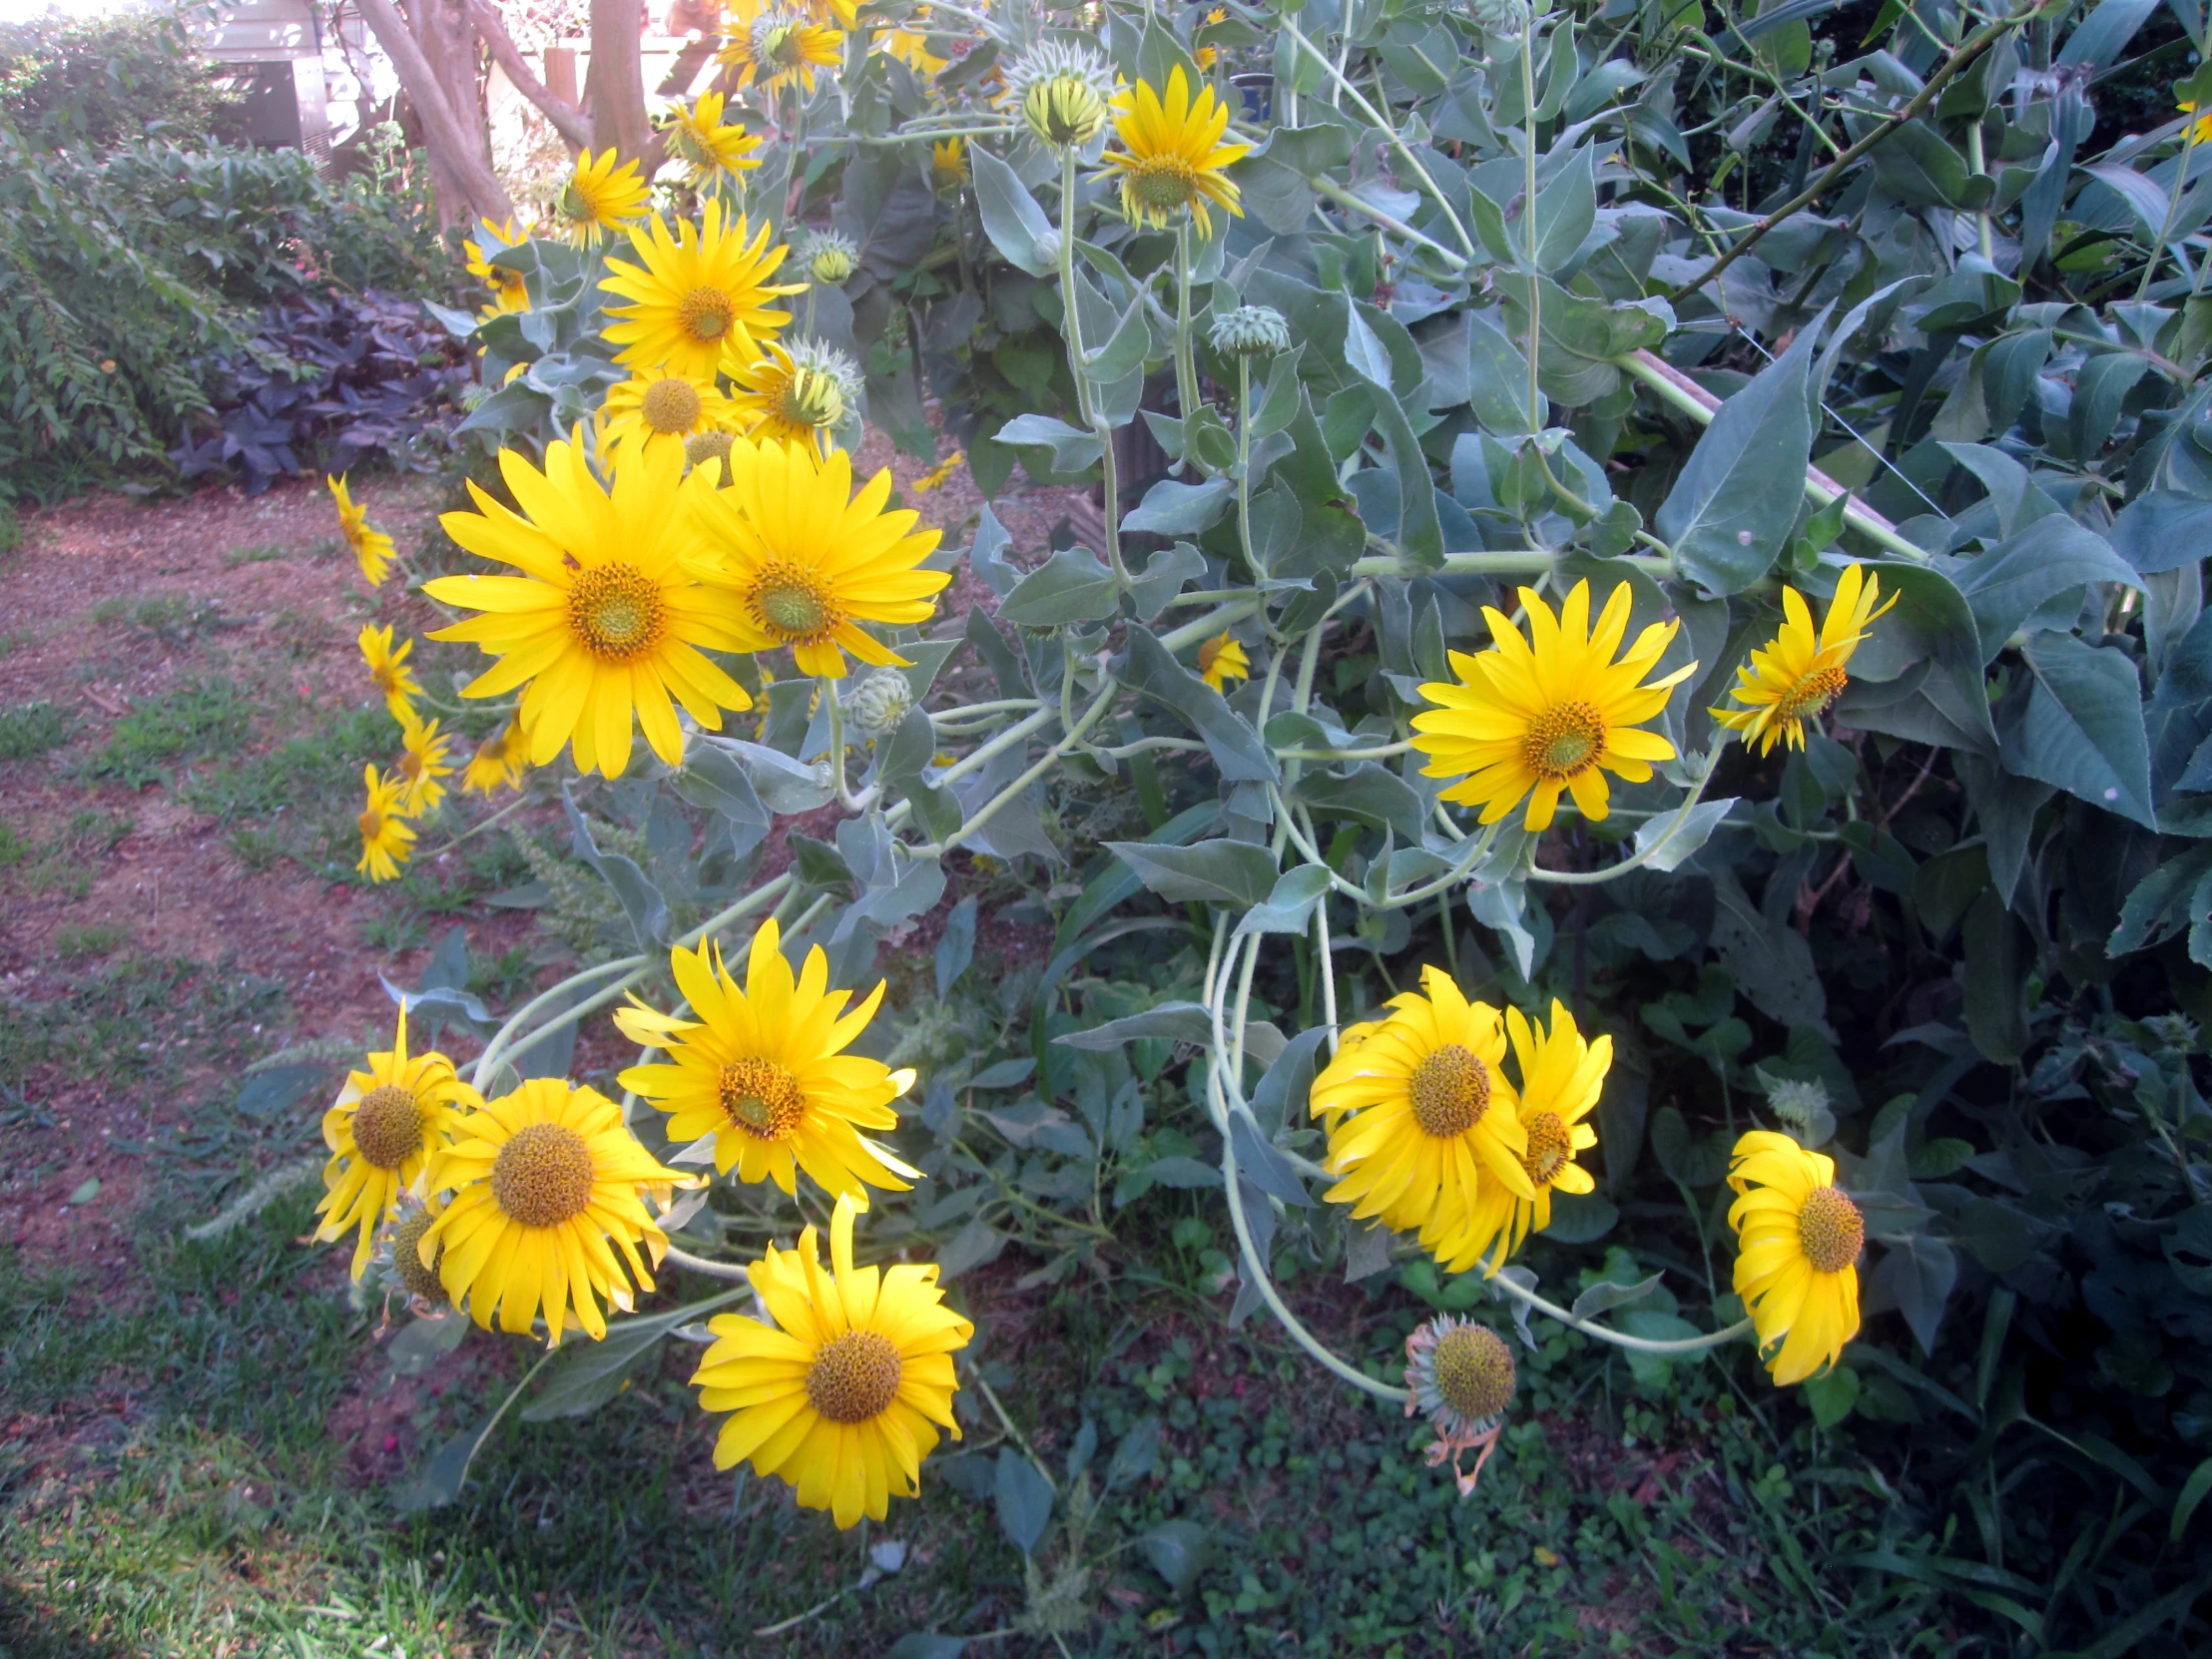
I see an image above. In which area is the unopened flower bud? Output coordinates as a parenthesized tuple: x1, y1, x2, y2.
(1210, 304, 1291, 357)
(845, 668, 913, 740)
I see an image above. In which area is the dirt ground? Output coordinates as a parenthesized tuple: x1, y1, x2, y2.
(0, 432, 1076, 1269)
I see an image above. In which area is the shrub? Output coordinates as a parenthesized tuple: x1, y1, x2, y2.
(0, 3, 240, 154)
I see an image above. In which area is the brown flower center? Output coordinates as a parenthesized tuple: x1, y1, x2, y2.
(748, 561, 842, 644)
(1408, 1044, 1490, 1138)
(641, 376, 705, 434)
(490, 1121, 596, 1229)
(351, 1084, 424, 1169)
(567, 562, 666, 661)
(1798, 1185, 1865, 1274)
(357, 808, 385, 841)
(1776, 664, 1851, 724)
(392, 1206, 444, 1303)
(1520, 701, 1606, 781)
(716, 1058, 809, 1141)
(1521, 1110, 1570, 1186)
(806, 1329, 904, 1422)
(397, 749, 424, 783)
(678, 285, 736, 342)
(1431, 1323, 1516, 1422)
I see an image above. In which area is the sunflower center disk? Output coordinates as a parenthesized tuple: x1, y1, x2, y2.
(679, 285, 735, 342)
(1408, 1044, 1490, 1137)
(751, 564, 840, 643)
(357, 808, 384, 840)
(567, 562, 667, 661)
(641, 376, 704, 434)
(392, 1207, 444, 1302)
(1521, 1110, 1570, 1185)
(490, 1122, 596, 1229)
(716, 1057, 808, 1141)
(397, 751, 423, 783)
(1521, 701, 1606, 781)
(1431, 1324, 1516, 1422)
(806, 1329, 904, 1423)
(1798, 1185, 1865, 1274)
(351, 1084, 424, 1169)
(1131, 163, 1200, 212)
(1777, 664, 1851, 724)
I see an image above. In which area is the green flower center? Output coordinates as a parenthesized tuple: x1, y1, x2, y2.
(490, 1122, 596, 1229)
(750, 562, 841, 644)
(351, 1084, 423, 1169)
(807, 1329, 904, 1423)
(717, 1057, 808, 1141)
(1408, 1044, 1490, 1138)
(1798, 1185, 1865, 1274)
(776, 367, 844, 432)
(1130, 162, 1200, 212)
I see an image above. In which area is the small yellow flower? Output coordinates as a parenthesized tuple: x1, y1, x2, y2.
(1457, 1001, 1608, 1274)
(1728, 1130, 1865, 1384)
(1102, 66, 1251, 236)
(911, 450, 964, 494)
(1197, 631, 1250, 693)
(596, 365, 742, 464)
(462, 219, 530, 314)
(356, 765, 416, 883)
(664, 91, 764, 187)
(394, 713, 457, 815)
(553, 148, 651, 248)
(1193, 6, 1229, 70)
(461, 718, 530, 795)
(929, 135, 967, 192)
(358, 623, 421, 721)
(329, 473, 395, 585)
(1712, 563, 1896, 758)
(720, 0, 843, 94)
(2182, 100, 2212, 145)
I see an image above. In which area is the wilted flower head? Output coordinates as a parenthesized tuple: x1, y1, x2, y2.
(1405, 1315, 1516, 1496)
(1007, 41, 1114, 148)
(1210, 304, 1291, 357)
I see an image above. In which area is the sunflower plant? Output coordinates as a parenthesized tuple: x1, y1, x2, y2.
(263, 1, 2212, 1643)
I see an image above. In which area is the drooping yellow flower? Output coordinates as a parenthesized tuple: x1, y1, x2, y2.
(1193, 6, 1229, 70)
(2183, 100, 2212, 145)
(928, 135, 967, 192)
(665, 91, 764, 188)
(691, 1193, 972, 1527)
(329, 474, 395, 585)
(596, 365, 741, 463)
(1101, 67, 1250, 235)
(552, 148, 651, 248)
(358, 623, 421, 720)
(424, 431, 756, 778)
(356, 764, 416, 882)
(724, 337, 860, 452)
(615, 920, 921, 1201)
(690, 439, 947, 678)
(1712, 563, 1896, 758)
(394, 713, 457, 815)
(1197, 631, 1250, 693)
(1311, 966, 1536, 1268)
(313, 1007, 479, 1278)
(884, 25, 948, 79)
(1411, 580, 1695, 832)
(462, 219, 530, 314)
(422, 1078, 687, 1344)
(461, 718, 531, 795)
(720, 0, 844, 93)
(601, 202, 804, 382)
(911, 450, 964, 494)
(1458, 1001, 1608, 1274)
(1727, 1130, 1864, 1385)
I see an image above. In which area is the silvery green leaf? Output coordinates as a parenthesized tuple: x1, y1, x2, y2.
(1633, 795, 1737, 871)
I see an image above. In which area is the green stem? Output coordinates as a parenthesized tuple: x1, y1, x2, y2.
(1175, 218, 1200, 425)
(1485, 1271, 1756, 1356)
(1236, 354, 1258, 578)
(1520, 20, 1542, 434)
(1525, 750, 1721, 886)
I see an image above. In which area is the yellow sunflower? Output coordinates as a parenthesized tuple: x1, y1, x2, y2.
(313, 1007, 479, 1278)
(929, 135, 967, 192)
(1101, 66, 1250, 235)
(462, 218, 530, 314)
(691, 1192, 973, 1528)
(1727, 1130, 1864, 1384)
(1712, 563, 1896, 758)
(1197, 631, 1250, 693)
(1457, 1001, 1608, 1273)
(690, 439, 947, 678)
(911, 449, 964, 494)
(664, 91, 764, 188)
(422, 1078, 687, 1344)
(394, 712, 457, 815)
(552, 147, 650, 248)
(461, 718, 530, 795)
(356, 764, 416, 882)
(720, 0, 844, 93)
(2183, 99, 2212, 145)
(1411, 580, 1695, 832)
(600, 201, 804, 382)
(423, 430, 756, 778)
(329, 473, 395, 584)
(885, 26, 948, 79)
(723, 337, 860, 452)
(615, 920, 921, 1202)
(596, 365, 741, 464)
(358, 622, 421, 721)
(1310, 966, 1536, 1267)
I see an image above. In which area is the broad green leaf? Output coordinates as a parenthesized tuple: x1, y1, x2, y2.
(1106, 837, 1281, 906)
(1294, 762, 1429, 842)
(968, 145, 1054, 276)
(1123, 626, 1280, 782)
(1533, 146, 1598, 273)
(994, 1448, 1054, 1555)
(1054, 1000, 1216, 1049)
(1634, 796, 1738, 871)
(1124, 476, 1234, 535)
(1656, 318, 1818, 593)
(1232, 864, 1335, 937)
(999, 547, 1121, 627)
(1951, 514, 2136, 650)
(1709, 868, 1828, 1031)
(993, 412, 1102, 473)
(2108, 489, 2212, 575)
(2003, 632, 2156, 829)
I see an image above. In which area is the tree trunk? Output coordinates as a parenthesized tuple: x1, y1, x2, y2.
(354, 0, 515, 226)
(584, 0, 654, 165)
(471, 0, 592, 153)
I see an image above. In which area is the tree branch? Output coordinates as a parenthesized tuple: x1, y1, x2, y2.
(469, 0, 592, 152)
(355, 0, 515, 223)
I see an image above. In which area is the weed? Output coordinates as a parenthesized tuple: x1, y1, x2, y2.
(227, 826, 287, 871)
(0, 701, 71, 762)
(223, 542, 288, 567)
(358, 910, 428, 954)
(59, 807, 132, 854)
(53, 924, 127, 960)
(0, 629, 33, 658)
(95, 592, 231, 649)
(467, 945, 537, 1005)
(0, 823, 26, 867)
(184, 705, 394, 825)
(83, 677, 252, 787)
